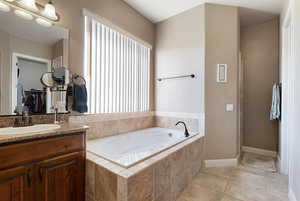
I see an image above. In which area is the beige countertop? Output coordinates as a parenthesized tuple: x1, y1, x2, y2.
(0, 123, 89, 145)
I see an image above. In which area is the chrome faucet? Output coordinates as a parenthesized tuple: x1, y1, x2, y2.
(175, 121, 190, 137)
(53, 107, 59, 124)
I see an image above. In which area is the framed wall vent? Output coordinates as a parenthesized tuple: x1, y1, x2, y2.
(217, 64, 228, 83)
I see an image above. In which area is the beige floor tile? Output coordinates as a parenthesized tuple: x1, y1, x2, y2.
(241, 152, 276, 172)
(225, 180, 268, 201)
(220, 195, 243, 201)
(229, 168, 269, 189)
(177, 185, 223, 201)
(176, 156, 288, 201)
(202, 167, 235, 179)
(192, 173, 228, 192)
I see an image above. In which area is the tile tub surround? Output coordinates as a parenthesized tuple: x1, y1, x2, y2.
(69, 112, 156, 140)
(69, 112, 202, 141)
(155, 116, 200, 133)
(86, 135, 204, 201)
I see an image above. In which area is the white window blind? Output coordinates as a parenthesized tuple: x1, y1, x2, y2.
(84, 16, 150, 114)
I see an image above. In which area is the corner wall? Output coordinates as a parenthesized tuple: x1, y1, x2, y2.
(204, 4, 240, 160)
(155, 5, 205, 115)
(155, 3, 240, 160)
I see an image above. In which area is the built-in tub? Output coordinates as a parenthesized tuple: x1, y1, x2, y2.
(86, 127, 204, 201)
(87, 127, 200, 168)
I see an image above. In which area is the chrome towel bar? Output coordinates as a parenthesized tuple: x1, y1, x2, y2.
(157, 74, 195, 82)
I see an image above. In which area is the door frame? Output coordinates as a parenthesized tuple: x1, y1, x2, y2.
(280, 0, 295, 180)
(11, 53, 52, 114)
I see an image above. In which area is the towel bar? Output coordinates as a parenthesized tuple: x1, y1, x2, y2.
(157, 74, 195, 82)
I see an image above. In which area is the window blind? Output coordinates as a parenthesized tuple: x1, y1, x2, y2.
(84, 17, 150, 114)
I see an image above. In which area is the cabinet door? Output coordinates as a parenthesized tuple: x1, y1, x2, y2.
(0, 166, 33, 201)
(36, 152, 85, 201)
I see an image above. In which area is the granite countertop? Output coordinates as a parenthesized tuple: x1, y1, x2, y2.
(0, 123, 89, 145)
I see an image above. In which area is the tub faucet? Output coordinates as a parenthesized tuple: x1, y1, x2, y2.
(175, 121, 190, 137)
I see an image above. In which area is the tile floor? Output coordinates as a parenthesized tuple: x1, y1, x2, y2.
(176, 154, 288, 201)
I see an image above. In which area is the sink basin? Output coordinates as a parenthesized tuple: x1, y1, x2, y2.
(0, 124, 61, 135)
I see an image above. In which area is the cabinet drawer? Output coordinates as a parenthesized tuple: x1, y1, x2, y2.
(0, 133, 85, 170)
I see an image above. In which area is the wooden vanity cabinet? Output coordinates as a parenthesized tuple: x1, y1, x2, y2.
(0, 165, 33, 201)
(0, 133, 86, 201)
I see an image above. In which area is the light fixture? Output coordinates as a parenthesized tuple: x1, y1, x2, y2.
(14, 9, 33, 20)
(36, 17, 52, 27)
(42, 0, 57, 21)
(18, 0, 38, 12)
(0, 1, 10, 12)
(1, 0, 59, 27)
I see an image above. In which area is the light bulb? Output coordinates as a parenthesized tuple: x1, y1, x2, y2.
(14, 9, 33, 20)
(42, 1, 57, 20)
(36, 18, 52, 27)
(18, 0, 38, 12)
(0, 2, 10, 12)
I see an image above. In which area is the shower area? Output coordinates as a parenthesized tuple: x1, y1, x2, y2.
(239, 10, 280, 171)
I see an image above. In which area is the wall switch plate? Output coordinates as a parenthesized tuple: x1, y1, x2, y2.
(226, 104, 234, 112)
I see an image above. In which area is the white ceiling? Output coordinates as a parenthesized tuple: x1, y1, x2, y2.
(123, 0, 283, 23)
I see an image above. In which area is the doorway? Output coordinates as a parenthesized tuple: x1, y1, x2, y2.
(11, 53, 51, 114)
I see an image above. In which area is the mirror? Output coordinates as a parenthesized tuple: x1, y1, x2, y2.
(0, 8, 69, 116)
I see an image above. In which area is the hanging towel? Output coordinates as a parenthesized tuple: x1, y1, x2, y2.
(72, 84, 88, 113)
(14, 81, 25, 114)
(270, 84, 281, 120)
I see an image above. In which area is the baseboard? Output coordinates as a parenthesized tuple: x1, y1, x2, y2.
(204, 158, 239, 168)
(242, 146, 277, 158)
(277, 154, 281, 173)
(289, 188, 298, 201)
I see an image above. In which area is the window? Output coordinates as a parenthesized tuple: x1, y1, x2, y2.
(84, 13, 150, 114)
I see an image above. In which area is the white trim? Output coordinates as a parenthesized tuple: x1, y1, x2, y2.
(280, 0, 295, 176)
(289, 188, 298, 201)
(204, 158, 239, 168)
(155, 111, 204, 119)
(82, 8, 152, 49)
(242, 146, 277, 158)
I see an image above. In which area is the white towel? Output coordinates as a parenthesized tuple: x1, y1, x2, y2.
(270, 84, 281, 120)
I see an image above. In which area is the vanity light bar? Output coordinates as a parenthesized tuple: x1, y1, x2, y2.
(0, 0, 59, 24)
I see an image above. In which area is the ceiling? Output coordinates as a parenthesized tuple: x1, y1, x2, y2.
(123, 0, 283, 23)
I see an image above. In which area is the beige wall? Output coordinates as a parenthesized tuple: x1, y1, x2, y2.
(155, 5, 205, 115)
(241, 19, 279, 151)
(38, 0, 156, 110)
(205, 4, 240, 160)
(0, 30, 10, 114)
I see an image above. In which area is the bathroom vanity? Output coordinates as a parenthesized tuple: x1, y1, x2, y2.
(0, 124, 88, 201)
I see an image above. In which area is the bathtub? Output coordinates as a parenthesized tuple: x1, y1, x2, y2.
(87, 127, 200, 168)
(86, 127, 204, 201)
